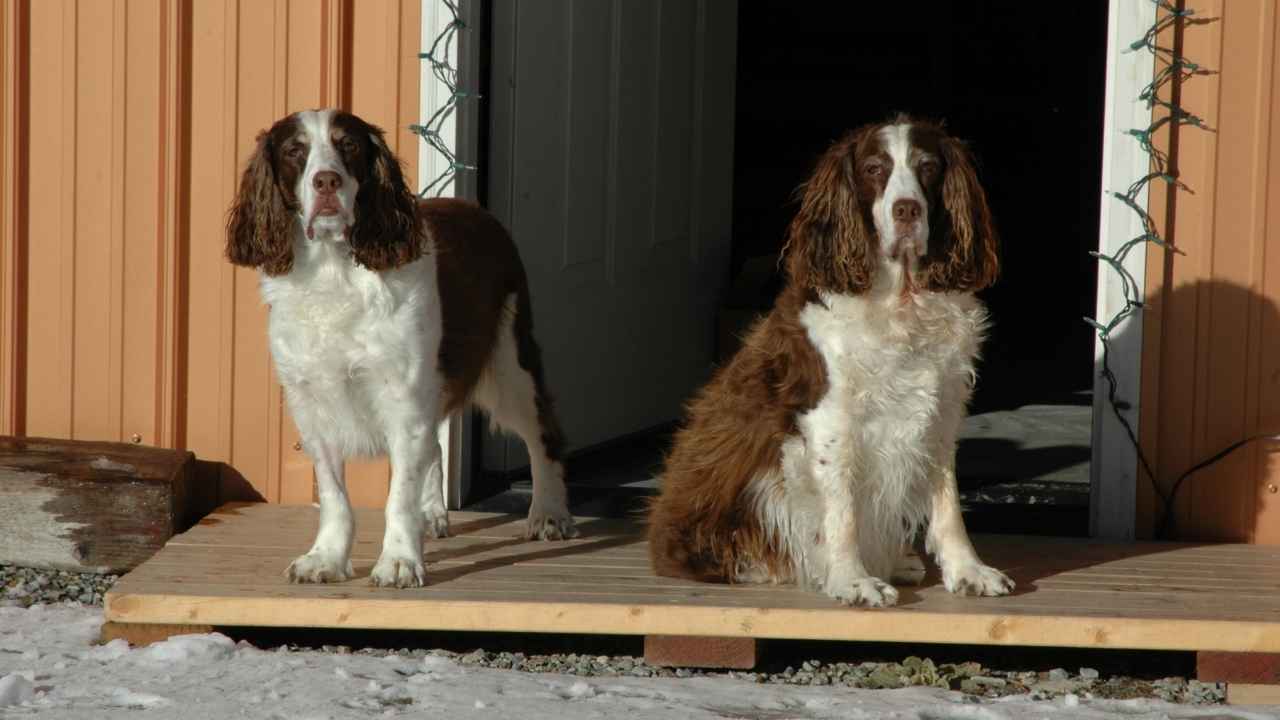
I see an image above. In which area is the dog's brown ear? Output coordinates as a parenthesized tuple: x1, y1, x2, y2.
(226, 129, 295, 276)
(348, 125, 424, 271)
(782, 129, 877, 294)
(920, 136, 999, 292)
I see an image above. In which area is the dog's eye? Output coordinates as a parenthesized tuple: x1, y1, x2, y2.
(338, 137, 358, 153)
(863, 163, 884, 179)
(919, 160, 940, 181)
(285, 143, 307, 160)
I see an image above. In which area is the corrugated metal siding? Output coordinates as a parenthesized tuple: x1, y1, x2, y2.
(1140, 0, 1280, 542)
(4, 1, 1278, 537)
(1, 0, 420, 506)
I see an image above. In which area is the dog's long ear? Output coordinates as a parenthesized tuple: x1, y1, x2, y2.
(348, 126, 424, 271)
(921, 136, 999, 292)
(782, 130, 876, 294)
(226, 130, 295, 276)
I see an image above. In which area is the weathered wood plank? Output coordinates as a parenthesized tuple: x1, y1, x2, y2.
(103, 585, 1280, 651)
(103, 504, 1280, 655)
(1227, 683, 1280, 706)
(1199, 651, 1280, 684)
(644, 635, 759, 669)
(0, 436, 199, 573)
(99, 621, 215, 647)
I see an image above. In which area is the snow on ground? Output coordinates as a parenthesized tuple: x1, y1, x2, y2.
(1, 603, 1277, 720)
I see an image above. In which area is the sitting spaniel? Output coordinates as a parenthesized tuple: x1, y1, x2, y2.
(647, 115, 1014, 607)
(226, 109, 577, 588)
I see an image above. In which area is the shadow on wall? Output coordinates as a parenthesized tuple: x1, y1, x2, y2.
(1122, 278, 1280, 542)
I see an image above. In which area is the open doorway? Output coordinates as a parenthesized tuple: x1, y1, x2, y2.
(727, 3, 1110, 534)
(468, 1, 1110, 536)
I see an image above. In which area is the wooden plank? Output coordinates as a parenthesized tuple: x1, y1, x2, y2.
(102, 585, 1280, 652)
(100, 621, 214, 647)
(1228, 683, 1280, 706)
(104, 504, 1280, 654)
(0, 436, 199, 573)
(645, 635, 758, 670)
(1199, 651, 1280, 684)
(105, 571, 1280, 623)
(120, 547, 1280, 599)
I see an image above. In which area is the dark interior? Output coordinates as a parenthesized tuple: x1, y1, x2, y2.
(731, 1, 1109, 415)
(471, 2, 1110, 534)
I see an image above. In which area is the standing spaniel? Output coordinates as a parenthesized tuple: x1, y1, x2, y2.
(226, 109, 576, 588)
(647, 115, 1013, 607)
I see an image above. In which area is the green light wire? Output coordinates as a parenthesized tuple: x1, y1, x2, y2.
(412, 0, 478, 198)
(1091, 0, 1228, 538)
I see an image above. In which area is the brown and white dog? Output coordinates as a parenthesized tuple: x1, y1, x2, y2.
(226, 109, 576, 588)
(647, 115, 1013, 607)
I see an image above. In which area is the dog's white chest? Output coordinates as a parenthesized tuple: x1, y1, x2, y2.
(798, 291, 986, 481)
(805, 292, 981, 392)
(259, 247, 442, 456)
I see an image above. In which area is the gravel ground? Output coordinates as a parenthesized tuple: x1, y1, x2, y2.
(0, 564, 1226, 705)
(0, 566, 117, 608)
(305, 646, 1224, 705)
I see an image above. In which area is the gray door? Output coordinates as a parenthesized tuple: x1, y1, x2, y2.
(486, 0, 738, 472)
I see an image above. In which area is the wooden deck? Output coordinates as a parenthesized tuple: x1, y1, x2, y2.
(104, 502, 1280, 653)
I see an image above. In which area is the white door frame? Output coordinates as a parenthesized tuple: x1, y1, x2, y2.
(1090, 0, 1158, 540)
(421, 0, 483, 509)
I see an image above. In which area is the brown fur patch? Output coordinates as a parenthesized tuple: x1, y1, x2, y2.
(340, 114, 426, 272)
(225, 116, 299, 276)
(780, 126, 879, 295)
(909, 123, 1000, 292)
(646, 283, 828, 582)
(427, 199, 566, 460)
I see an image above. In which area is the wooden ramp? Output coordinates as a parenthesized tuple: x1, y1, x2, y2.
(104, 503, 1280, 654)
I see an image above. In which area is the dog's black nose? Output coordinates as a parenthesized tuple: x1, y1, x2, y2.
(313, 171, 342, 194)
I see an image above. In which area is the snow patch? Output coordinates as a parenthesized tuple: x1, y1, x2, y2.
(0, 604, 1275, 719)
(420, 655, 457, 673)
(0, 673, 34, 707)
(90, 457, 137, 473)
(85, 638, 130, 663)
(561, 680, 596, 700)
(106, 687, 171, 709)
(134, 633, 236, 666)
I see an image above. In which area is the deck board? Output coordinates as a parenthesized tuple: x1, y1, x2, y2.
(104, 503, 1280, 652)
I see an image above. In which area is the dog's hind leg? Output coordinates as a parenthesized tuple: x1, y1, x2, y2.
(418, 434, 449, 539)
(471, 293, 578, 541)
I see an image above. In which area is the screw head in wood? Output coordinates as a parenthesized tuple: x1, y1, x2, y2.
(1269, 484, 1278, 494)
(130, 434, 142, 444)
(293, 442, 303, 451)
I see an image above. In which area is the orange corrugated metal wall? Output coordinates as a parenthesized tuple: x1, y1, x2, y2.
(0, 0, 420, 507)
(1140, 0, 1280, 542)
(5, 1, 1280, 536)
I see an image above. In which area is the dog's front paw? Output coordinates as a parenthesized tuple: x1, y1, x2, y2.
(422, 504, 450, 539)
(526, 503, 579, 541)
(369, 553, 427, 588)
(943, 561, 1014, 597)
(826, 575, 899, 608)
(284, 551, 353, 584)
